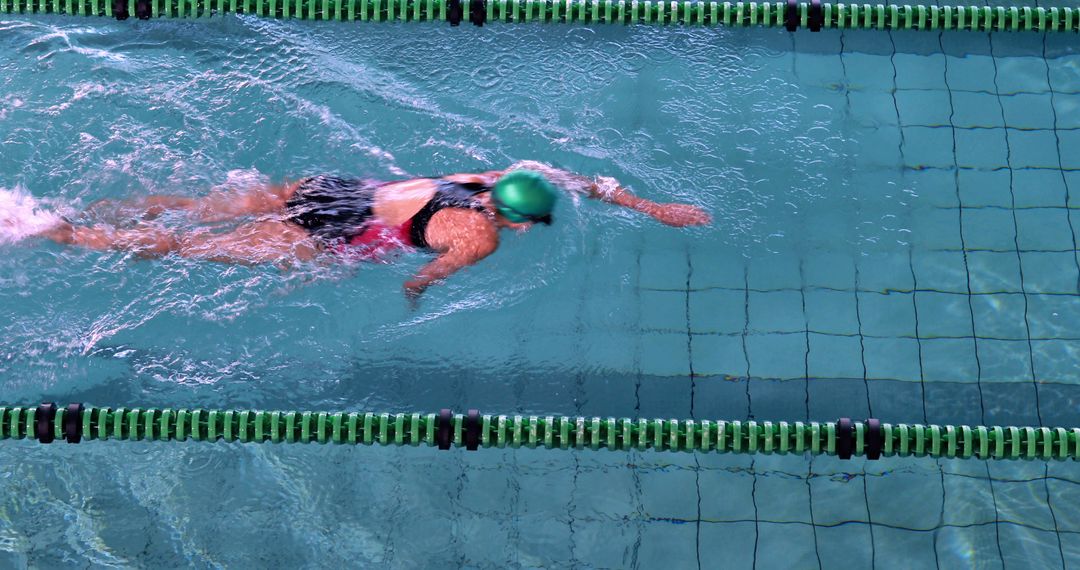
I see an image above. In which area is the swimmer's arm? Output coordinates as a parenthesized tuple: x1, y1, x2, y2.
(592, 184, 712, 227)
(559, 173, 711, 227)
(504, 161, 710, 227)
(403, 210, 499, 303)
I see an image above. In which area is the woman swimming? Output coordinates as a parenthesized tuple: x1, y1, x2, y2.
(37, 161, 711, 300)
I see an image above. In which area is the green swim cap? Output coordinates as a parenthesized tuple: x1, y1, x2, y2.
(491, 170, 558, 225)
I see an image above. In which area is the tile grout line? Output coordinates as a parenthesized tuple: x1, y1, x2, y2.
(842, 30, 876, 569)
(741, 267, 761, 569)
(798, 256, 824, 570)
(644, 283, 1080, 296)
(684, 248, 703, 570)
(892, 29, 946, 570)
(1041, 34, 1080, 294)
(1041, 27, 1079, 570)
(630, 245, 645, 570)
(988, 31, 1066, 570)
(939, 28, 1005, 569)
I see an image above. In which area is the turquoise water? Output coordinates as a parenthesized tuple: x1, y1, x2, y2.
(2, 13, 1080, 568)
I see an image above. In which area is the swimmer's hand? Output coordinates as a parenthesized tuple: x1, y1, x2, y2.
(644, 203, 712, 227)
(404, 279, 427, 309)
(404, 223, 498, 309)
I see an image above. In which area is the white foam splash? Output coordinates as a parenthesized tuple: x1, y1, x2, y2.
(0, 186, 64, 245)
(212, 169, 271, 193)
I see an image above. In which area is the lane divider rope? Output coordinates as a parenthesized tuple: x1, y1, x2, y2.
(6, 402, 1079, 461)
(0, 0, 1076, 32)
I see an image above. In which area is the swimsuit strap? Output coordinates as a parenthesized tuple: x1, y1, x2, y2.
(409, 180, 490, 249)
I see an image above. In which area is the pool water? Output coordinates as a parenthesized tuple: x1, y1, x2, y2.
(2, 12, 1080, 568)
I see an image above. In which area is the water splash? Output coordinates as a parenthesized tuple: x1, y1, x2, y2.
(0, 186, 65, 245)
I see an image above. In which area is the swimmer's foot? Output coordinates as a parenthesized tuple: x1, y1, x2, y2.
(36, 219, 76, 244)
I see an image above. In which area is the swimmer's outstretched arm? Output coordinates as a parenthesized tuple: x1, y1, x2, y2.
(586, 183, 712, 227)
(502, 161, 711, 227)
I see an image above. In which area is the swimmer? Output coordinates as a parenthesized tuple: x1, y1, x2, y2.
(34, 161, 710, 300)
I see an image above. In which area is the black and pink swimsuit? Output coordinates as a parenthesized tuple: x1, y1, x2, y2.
(284, 175, 489, 258)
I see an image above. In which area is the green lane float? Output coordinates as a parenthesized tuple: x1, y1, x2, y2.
(0, 0, 1076, 33)
(6, 402, 1080, 461)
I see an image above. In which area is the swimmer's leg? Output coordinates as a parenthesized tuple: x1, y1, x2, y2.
(40, 221, 180, 256)
(41, 219, 317, 265)
(169, 182, 300, 223)
(177, 220, 319, 265)
(87, 181, 301, 224)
